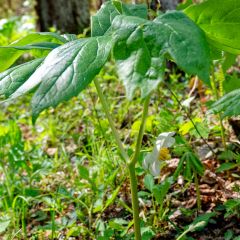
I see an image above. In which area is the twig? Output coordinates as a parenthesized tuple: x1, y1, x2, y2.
(164, 82, 216, 157)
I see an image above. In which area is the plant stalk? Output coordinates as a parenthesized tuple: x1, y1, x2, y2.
(128, 95, 151, 240)
(128, 163, 141, 239)
(131, 95, 151, 166)
(94, 78, 151, 240)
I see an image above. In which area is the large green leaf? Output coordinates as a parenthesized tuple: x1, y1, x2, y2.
(184, 0, 240, 54)
(91, 1, 147, 37)
(0, 32, 66, 72)
(112, 12, 210, 98)
(112, 15, 164, 99)
(0, 58, 44, 97)
(0, 5, 212, 121)
(153, 11, 210, 84)
(26, 36, 113, 122)
(210, 89, 240, 117)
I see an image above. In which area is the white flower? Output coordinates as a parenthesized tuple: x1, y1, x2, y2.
(142, 132, 175, 176)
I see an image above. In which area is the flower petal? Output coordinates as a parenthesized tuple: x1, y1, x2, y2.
(142, 153, 154, 170)
(156, 132, 175, 149)
(149, 160, 161, 176)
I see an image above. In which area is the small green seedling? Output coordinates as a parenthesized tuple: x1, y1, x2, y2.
(174, 151, 204, 211)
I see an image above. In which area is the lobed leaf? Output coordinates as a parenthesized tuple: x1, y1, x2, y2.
(112, 15, 165, 99)
(0, 5, 212, 121)
(112, 12, 210, 98)
(174, 152, 204, 181)
(153, 11, 210, 84)
(184, 0, 240, 54)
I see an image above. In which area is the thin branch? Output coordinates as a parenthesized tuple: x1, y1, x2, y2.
(164, 82, 216, 157)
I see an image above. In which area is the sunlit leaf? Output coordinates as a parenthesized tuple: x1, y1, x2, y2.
(185, 0, 240, 54)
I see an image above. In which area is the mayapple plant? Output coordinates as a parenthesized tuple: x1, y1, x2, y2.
(0, 0, 240, 239)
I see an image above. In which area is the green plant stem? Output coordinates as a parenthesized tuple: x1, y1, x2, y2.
(211, 68, 227, 149)
(94, 79, 129, 162)
(193, 170, 201, 211)
(22, 200, 27, 239)
(128, 164, 142, 240)
(219, 117, 226, 148)
(94, 78, 151, 240)
(176, 226, 193, 240)
(128, 95, 151, 240)
(51, 210, 55, 239)
(131, 95, 151, 165)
